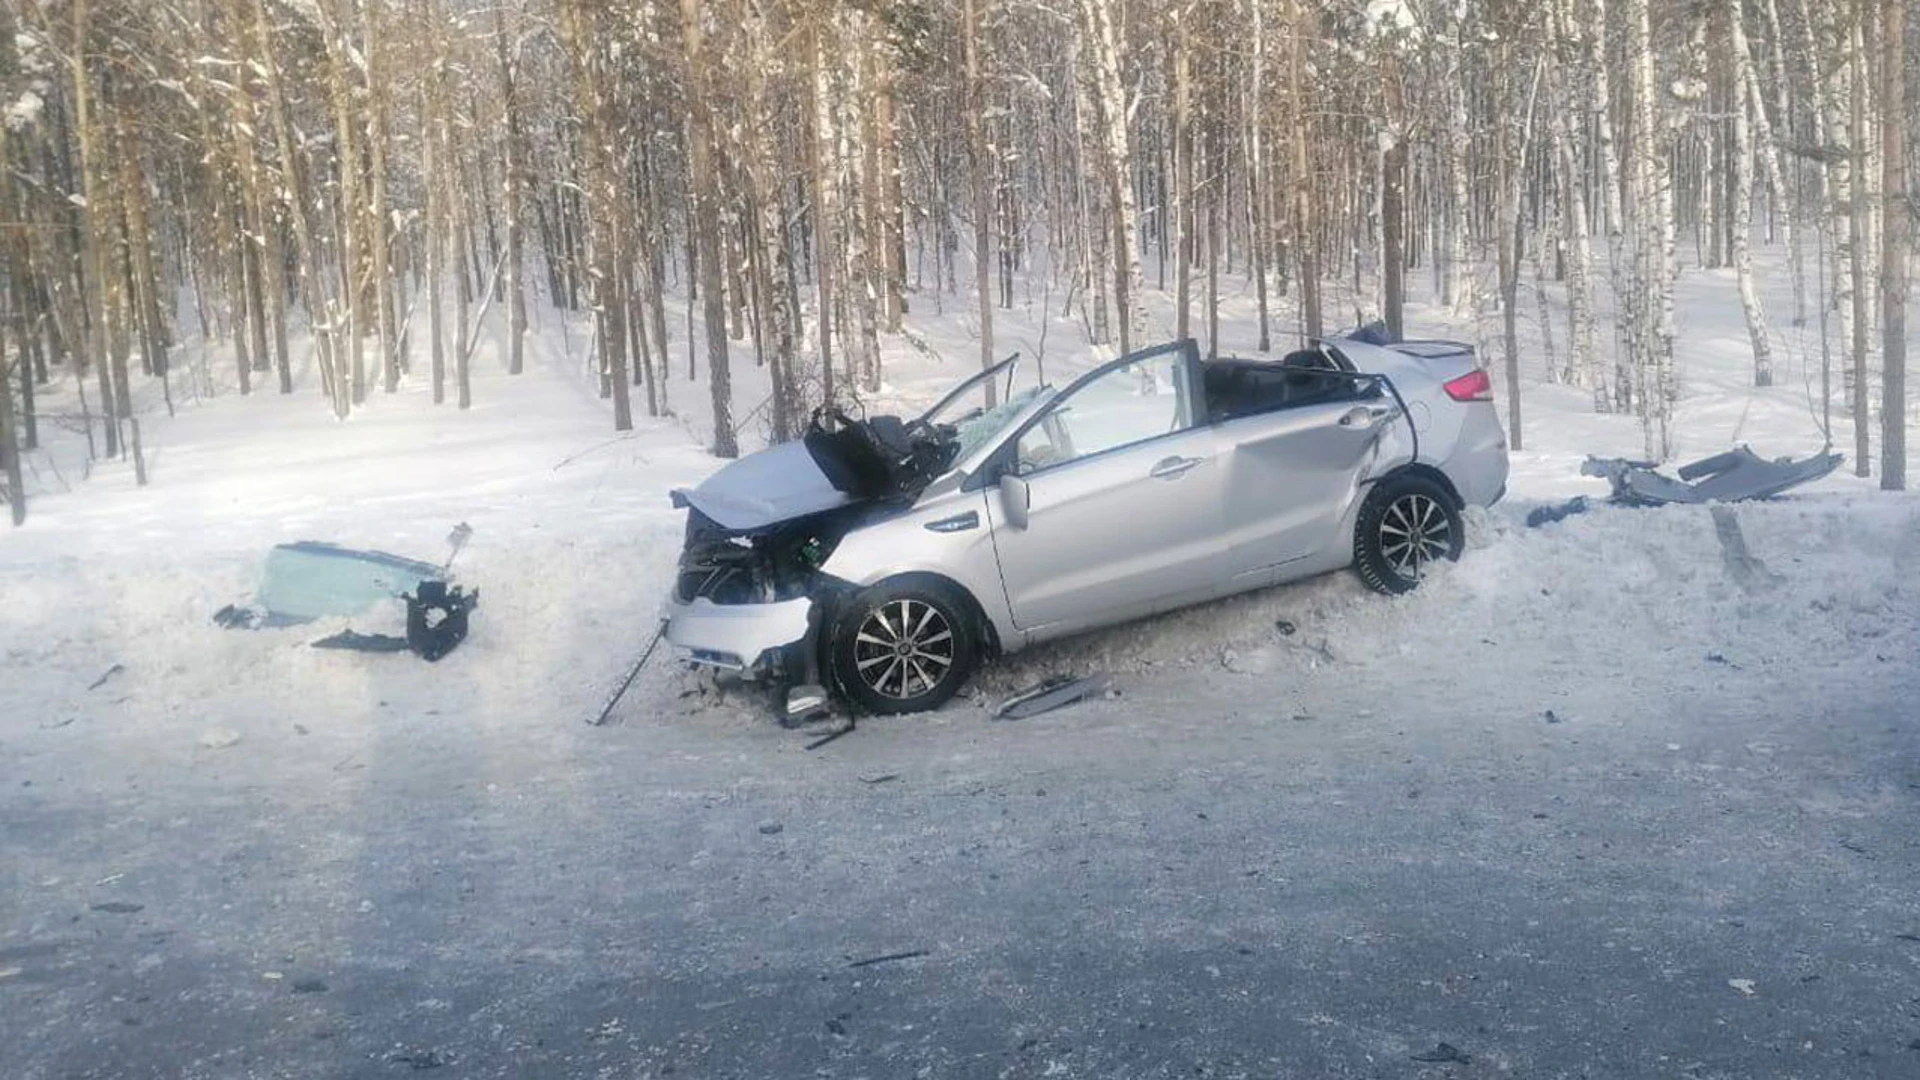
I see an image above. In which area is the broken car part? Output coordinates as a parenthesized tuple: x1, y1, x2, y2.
(995, 673, 1114, 720)
(1528, 446, 1843, 526)
(588, 619, 669, 727)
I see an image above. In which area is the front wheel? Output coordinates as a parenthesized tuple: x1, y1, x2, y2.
(829, 580, 980, 715)
(1354, 476, 1465, 595)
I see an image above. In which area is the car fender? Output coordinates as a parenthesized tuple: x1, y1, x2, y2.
(816, 489, 1023, 654)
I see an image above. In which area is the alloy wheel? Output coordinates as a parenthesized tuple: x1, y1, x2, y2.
(851, 599, 956, 700)
(1378, 492, 1452, 581)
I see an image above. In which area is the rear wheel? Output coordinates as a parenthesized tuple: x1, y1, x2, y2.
(1354, 475, 1464, 595)
(830, 580, 979, 715)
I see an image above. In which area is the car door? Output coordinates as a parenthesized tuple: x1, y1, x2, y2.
(983, 343, 1226, 632)
(1216, 366, 1396, 576)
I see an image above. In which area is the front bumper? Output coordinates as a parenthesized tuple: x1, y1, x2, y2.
(663, 595, 813, 675)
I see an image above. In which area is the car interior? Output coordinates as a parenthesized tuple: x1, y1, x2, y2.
(1200, 347, 1370, 422)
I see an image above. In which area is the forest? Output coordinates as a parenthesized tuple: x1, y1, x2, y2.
(0, 0, 1912, 528)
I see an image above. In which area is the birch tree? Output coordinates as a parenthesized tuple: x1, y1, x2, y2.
(1726, 0, 1772, 388)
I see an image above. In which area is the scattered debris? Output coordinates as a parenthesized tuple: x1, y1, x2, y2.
(587, 620, 668, 726)
(198, 728, 242, 750)
(1527, 446, 1844, 527)
(89, 902, 144, 915)
(783, 684, 831, 727)
(1728, 978, 1758, 997)
(847, 949, 928, 968)
(757, 821, 784, 836)
(1590, 446, 1843, 506)
(404, 581, 478, 661)
(805, 723, 856, 751)
(441, 522, 473, 572)
(1525, 495, 1591, 528)
(311, 630, 410, 653)
(1409, 1042, 1471, 1064)
(87, 664, 125, 691)
(218, 542, 451, 628)
(212, 604, 262, 629)
(995, 673, 1113, 720)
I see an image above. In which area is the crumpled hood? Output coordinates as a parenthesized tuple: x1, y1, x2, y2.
(673, 440, 856, 532)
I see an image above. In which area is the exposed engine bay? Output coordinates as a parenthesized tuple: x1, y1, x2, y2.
(674, 406, 966, 607)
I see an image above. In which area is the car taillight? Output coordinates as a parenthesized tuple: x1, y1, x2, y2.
(1443, 369, 1493, 402)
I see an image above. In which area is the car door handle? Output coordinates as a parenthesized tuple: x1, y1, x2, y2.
(1340, 405, 1395, 428)
(1150, 455, 1203, 479)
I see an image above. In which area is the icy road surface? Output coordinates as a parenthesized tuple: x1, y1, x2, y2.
(6, 489, 1919, 1078)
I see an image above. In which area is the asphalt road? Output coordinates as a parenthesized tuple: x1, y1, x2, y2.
(5, 654, 1919, 1080)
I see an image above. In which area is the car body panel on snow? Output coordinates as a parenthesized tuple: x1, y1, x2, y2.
(663, 335, 1509, 712)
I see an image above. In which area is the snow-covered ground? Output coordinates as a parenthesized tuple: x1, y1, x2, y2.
(4, 245, 1911, 740)
(4, 249, 1918, 1078)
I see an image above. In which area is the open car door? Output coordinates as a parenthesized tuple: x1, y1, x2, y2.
(982, 341, 1226, 632)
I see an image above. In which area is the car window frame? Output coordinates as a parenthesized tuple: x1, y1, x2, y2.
(1200, 345, 1379, 427)
(968, 339, 1203, 488)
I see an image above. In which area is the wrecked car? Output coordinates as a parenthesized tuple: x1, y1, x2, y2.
(666, 335, 1509, 715)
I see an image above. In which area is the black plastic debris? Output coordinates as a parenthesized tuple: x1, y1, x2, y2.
(310, 630, 408, 653)
(1410, 1042, 1472, 1064)
(995, 673, 1113, 720)
(1525, 495, 1590, 528)
(406, 582, 478, 662)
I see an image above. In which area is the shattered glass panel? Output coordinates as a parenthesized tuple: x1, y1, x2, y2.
(254, 542, 443, 626)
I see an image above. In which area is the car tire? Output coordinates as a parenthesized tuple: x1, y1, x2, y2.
(1354, 475, 1464, 595)
(829, 579, 979, 715)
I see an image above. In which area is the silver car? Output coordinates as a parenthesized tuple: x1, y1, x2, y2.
(666, 335, 1508, 715)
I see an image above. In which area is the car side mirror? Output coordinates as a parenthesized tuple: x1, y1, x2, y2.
(999, 472, 1030, 529)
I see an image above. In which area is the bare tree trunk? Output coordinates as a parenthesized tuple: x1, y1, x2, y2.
(1879, 0, 1906, 489)
(1079, 0, 1146, 355)
(1727, 0, 1773, 388)
(363, 0, 397, 394)
(1848, 1, 1870, 476)
(0, 311, 20, 525)
(1248, 0, 1271, 351)
(1629, 0, 1676, 458)
(1290, 0, 1321, 339)
(325, 0, 365, 408)
(70, 0, 118, 457)
(683, 0, 735, 456)
(1171, 5, 1192, 342)
(255, 0, 340, 415)
(810, 22, 837, 407)
(1382, 86, 1406, 342)
(496, 6, 527, 377)
(1546, 0, 1602, 406)
(964, 0, 997, 402)
(425, 105, 446, 405)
